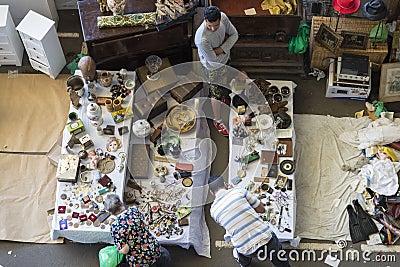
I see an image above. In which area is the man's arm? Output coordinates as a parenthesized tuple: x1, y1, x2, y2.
(197, 38, 227, 69)
(219, 13, 238, 54)
(244, 189, 265, 213)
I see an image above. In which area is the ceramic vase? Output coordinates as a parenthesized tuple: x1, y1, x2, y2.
(86, 103, 103, 127)
(78, 56, 97, 82)
(107, 0, 127, 16)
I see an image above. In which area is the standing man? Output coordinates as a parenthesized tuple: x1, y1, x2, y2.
(195, 6, 238, 136)
(208, 175, 291, 267)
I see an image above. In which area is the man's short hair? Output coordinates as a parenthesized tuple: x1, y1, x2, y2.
(208, 175, 225, 193)
(104, 194, 124, 215)
(204, 6, 221, 22)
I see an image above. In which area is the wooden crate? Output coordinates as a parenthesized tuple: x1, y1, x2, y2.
(310, 16, 388, 70)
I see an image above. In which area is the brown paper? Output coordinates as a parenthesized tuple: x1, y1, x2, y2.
(0, 74, 70, 152)
(0, 154, 62, 243)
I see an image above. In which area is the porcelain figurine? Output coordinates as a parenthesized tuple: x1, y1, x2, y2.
(107, 0, 127, 16)
(97, 0, 109, 12)
(86, 103, 103, 126)
(88, 150, 100, 169)
(106, 136, 122, 152)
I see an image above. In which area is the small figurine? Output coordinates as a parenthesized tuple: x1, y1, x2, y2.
(107, 0, 127, 16)
(97, 0, 109, 13)
(106, 136, 122, 152)
(78, 56, 97, 83)
(88, 150, 100, 169)
(68, 88, 81, 109)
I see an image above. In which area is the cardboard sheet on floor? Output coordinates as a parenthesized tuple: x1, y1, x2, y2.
(0, 74, 70, 152)
(294, 114, 371, 241)
(0, 154, 62, 243)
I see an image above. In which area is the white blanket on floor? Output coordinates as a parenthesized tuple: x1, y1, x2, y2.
(293, 115, 382, 241)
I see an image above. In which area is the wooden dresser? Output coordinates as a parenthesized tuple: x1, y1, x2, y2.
(210, 0, 304, 74)
(77, 0, 192, 70)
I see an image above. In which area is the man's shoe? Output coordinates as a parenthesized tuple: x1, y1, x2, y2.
(214, 121, 229, 136)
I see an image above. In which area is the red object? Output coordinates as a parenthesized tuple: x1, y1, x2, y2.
(88, 213, 97, 222)
(214, 121, 229, 136)
(72, 212, 79, 218)
(333, 0, 361, 14)
(175, 163, 194, 172)
(151, 205, 159, 212)
(58, 206, 66, 214)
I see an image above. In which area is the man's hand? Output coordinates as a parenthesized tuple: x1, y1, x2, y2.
(214, 47, 224, 55)
(254, 203, 265, 213)
(119, 244, 129, 254)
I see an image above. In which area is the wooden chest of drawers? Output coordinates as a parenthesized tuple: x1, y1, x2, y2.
(78, 0, 191, 70)
(210, 0, 304, 74)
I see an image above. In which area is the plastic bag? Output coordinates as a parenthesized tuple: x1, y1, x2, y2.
(98, 245, 124, 267)
(288, 23, 310, 54)
(369, 23, 388, 43)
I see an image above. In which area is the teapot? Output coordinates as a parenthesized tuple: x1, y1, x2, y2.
(99, 71, 114, 87)
(132, 119, 152, 137)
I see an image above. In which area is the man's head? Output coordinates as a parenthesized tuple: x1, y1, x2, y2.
(204, 6, 221, 32)
(208, 175, 225, 194)
(104, 194, 125, 215)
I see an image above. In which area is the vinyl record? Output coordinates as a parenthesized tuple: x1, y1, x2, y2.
(280, 160, 295, 175)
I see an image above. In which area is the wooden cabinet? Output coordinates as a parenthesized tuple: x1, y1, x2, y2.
(78, 0, 192, 70)
(16, 10, 66, 79)
(0, 5, 24, 66)
(210, 0, 304, 74)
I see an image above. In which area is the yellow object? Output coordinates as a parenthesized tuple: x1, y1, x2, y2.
(379, 147, 398, 162)
(354, 110, 364, 118)
(261, 0, 295, 14)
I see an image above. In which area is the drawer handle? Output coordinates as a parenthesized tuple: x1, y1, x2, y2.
(3, 57, 7, 59)
(37, 56, 39, 59)
(0, 48, 3, 50)
(29, 38, 33, 41)
(33, 48, 36, 50)
(38, 65, 42, 68)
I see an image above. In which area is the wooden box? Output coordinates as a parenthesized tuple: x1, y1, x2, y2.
(310, 16, 388, 70)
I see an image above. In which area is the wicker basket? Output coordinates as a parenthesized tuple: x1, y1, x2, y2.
(310, 16, 388, 70)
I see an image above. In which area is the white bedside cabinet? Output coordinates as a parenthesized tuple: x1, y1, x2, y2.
(16, 10, 65, 79)
(0, 5, 24, 66)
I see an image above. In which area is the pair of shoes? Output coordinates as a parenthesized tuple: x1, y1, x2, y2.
(214, 121, 229, 136)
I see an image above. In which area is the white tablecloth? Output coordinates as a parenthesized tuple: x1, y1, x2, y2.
(51, 70, 134, 243)
(127, 80, 211, 257)
(228, 80, 297, 241)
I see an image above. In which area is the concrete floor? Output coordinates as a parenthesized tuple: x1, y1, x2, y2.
(1, 9, 400, 267)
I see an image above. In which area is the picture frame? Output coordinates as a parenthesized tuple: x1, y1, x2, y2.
(274, 174, 288, 190)
(379, 62, 400, 102)
(315, 23, 343, 53)
(340, 31, 368, 50)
